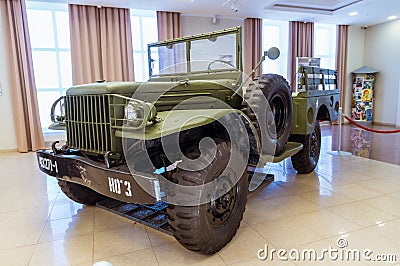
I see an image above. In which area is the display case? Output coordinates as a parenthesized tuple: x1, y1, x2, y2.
(351, 66, 379, 124)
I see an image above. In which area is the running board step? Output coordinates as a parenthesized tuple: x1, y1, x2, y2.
(96, 199, 172, 235)
(97, 173, 274, 235)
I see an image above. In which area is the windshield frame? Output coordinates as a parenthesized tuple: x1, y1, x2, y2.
(147, 27, 242, 77)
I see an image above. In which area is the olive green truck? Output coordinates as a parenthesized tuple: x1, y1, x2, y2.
(37, 27, 339, 254)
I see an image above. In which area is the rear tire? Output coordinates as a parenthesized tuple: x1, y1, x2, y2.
(243, 74, 293, 155)
(58, 180, 106, 205)
(290, 121, 321, 174)
(167, 141, 248, 254)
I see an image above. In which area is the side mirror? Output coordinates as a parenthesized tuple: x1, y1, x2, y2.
(264, 47, 280, 60)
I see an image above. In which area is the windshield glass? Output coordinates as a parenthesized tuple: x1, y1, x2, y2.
(148, 28, 240, 77)
(190, 34, 237, 72)
(149, 42, 187, 76)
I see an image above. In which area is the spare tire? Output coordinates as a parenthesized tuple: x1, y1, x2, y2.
(243, 74, 293, 155)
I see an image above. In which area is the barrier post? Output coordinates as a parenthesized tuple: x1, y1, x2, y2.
(328, 107, 352, 156)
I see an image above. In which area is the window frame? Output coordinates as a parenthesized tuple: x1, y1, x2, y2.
(26, 1, 71, 131)
(262, 19, 289, 79)
(130, 9, 157, 81)
(314, 23, 337, 69)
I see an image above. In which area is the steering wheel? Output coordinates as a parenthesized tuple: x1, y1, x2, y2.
(207, 59, 235, 70)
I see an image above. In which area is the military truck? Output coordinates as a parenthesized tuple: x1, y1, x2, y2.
(37, 27, 339, 254)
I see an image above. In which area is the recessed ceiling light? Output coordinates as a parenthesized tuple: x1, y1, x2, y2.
(349, 12, 358, 16)
(388, 16, 397, 20)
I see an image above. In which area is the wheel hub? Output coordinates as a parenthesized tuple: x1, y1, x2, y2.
(207, 177, 237, 226)
(269, 94, 286, 139)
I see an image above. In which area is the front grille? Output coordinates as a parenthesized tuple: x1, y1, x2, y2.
(65, 95, 114, 154)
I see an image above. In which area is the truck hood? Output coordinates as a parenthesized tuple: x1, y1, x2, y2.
(66, 80, 237, 96)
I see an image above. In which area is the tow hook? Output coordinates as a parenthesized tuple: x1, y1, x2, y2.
(104, 151, 123, 169)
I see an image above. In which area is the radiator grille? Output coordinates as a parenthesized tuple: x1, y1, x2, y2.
(65, 95, 114, 154)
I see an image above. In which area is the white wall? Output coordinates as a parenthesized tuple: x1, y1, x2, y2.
(0, 12, 17, 151)
(181, 15, 243, 36)
(364, 19, 400, 125)
(345, 26, 365, 118)
(397, 80, 400, 127)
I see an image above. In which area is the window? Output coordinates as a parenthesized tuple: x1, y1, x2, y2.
(262, 19, 289, 79)
(130, 9, 158, 81)
(26, 1, 71, 131)
(314, 23, 337, 69)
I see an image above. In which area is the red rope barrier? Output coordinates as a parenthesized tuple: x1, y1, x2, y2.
(344, 115, 400, 134)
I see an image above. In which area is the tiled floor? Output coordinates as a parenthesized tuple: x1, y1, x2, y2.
(1, 125, 400, 265)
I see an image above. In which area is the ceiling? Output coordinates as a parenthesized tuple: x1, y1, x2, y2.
(37, 0, 400, 27)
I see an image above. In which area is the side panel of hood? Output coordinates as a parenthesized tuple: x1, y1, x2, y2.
(66, 79, 241, 110)
(66, 80, 237, 96)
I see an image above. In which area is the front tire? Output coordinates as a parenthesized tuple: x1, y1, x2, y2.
(167, 141, 248, 254)
(58, 180, 106, 205)
(290, 121, 321, 174)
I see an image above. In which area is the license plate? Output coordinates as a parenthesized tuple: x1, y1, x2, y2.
(38, 156, 59, 174)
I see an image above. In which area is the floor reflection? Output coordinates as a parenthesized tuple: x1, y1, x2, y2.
(350, 127, 373, 158)
(322, 123, 400, 165)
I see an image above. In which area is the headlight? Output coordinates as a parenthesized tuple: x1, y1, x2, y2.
(50, 96, 65, 123)
(124, 100, 157, 129)
(124, 104, 138, 120)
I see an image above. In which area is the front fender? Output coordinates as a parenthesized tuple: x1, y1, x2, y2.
(116, 109, 246, 140)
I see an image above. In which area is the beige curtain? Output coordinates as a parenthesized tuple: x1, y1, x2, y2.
(156, 11, 183, 74)
(156, 11, 182, 41)
(69, 4, 134, 85)
(244, 18, 263, 78)
(288, 21, 314, 90)
(336, 25, 349, 114)
(0, 0, 45, 152)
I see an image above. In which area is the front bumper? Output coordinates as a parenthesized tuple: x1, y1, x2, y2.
(36, 150, 159, 204)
